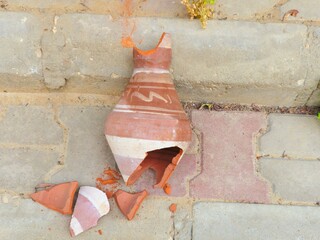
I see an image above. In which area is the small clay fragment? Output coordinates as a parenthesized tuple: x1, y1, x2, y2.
(282, 9, 299, 21)
(163, 183, 172, 195)
(30, 181, 78, 215)
(70, 186, 110, 237)
(169, 203, 177, 213)
(114, 189, 148, 220)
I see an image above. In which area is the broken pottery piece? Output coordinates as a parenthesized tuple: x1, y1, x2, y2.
(114, 189, 148, 220)
(105, 33, 192, 186)
(169, 203, 177, 213)
(70, 186, 110, 237)
(30, 181, 78, 215)
(163, 183, 172, 195)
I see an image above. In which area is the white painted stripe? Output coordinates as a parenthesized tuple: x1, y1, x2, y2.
(105, 135, 190, 159)
(133, 68, 170, 75)
(127, 85, 175, 90)
(79, 186, 110, 216)
(113, 109, 180, 116)
(116, 105, 185, 113)
(70, 216, 83, 237)
(131, 76, 172, 84)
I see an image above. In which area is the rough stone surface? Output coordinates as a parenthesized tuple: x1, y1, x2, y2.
(190, 110, 271, 203)
(0, 198, 173, 240)
(0, 11, 319, 106)
(260, 158, 320, 202)
(42, 14, 317, 106)
(215, 0, 279, 19)
(0, 12, 42, 76)
(0, 106, 63, 145)
(173, 202, 193, 240)
(193, 202, 320, 240)
(307, 88, 320, 106)
(281, 0, 320, 21)
(259, 114, 320, 159)
(4, 0, 186, 18)
(50, 106, 114, 185)
(0, 148, 59, 193)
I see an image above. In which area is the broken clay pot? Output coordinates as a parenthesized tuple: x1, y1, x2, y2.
(105, 33, 192, 187)
(70, 186, 110, 237)
(30, 181, 78, 215)
(114, 189, 148, 220)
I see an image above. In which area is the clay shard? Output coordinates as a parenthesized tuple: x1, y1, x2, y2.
(114, 189, 148, 220)
(70, 186, 110, 237)
(127, 147, 183, 188)
(30, 181, 78, 215)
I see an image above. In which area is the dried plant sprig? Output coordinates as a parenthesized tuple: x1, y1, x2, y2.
(181, 0, 215, 28)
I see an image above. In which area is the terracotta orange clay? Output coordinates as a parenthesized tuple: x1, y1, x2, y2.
(169, 203, 177, 213)
(127, 147, 183, 188)
(114, 189, 148, 220)
(163, 183, 172, 195)
(105, 33, 192, 187)
(30, 181, 78, 215)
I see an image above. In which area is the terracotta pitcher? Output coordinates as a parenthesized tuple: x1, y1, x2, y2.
(105, 33, 192, 188)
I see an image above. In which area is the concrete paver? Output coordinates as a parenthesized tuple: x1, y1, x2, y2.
(190, 110, 271, 203)
(50, 106, 114, 185)
(0, 198, 174, 240)
(260, 158, 320, 202)
(0, 106, 63, 145)
(259, 114, 320, 159)
(0, 148, 59, 193)
(193, 202, 320, 240)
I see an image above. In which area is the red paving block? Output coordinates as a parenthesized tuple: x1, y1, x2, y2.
(190, 111, 271, 203)
(133, 154, 198, 197)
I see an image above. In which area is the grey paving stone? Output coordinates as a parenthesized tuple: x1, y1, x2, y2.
(47, 14, 316, 106)
(281, 0, 320, 21)
(173, 202, 193, 240)
(0, 105, 63, 145)
(0, 198, 173, 240)
(56, 14, 310, 87)
(260, 158, 320, 202)
(0, 12, 42, 76)
(0, 148, 59, 193)
(259, 114, 320, 159)
(51, 106, 114, 185)
(215, 0, 279, 19)
(5, 0, 186, 18)
(193, 202, 320, 240)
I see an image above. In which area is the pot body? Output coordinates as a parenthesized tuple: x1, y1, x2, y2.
(105, 33, 192, 183)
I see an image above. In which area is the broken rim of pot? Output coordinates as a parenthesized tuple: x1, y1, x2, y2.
(113, 189, 148, 221)
(30, 181, 78, 215)
(133, 32, 168, 56)
(70, 186, 110, 237)
(126, 146, 183, 188)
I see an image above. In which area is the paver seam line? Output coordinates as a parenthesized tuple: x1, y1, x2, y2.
(252, 113, 275, 202)
(42, 104, 69, 182)
(0, 106, 7, 122)
(0, 143, 62, 151)
(186, 119, 204, 189)
(0, 93, 117, 106)
(185, 126, 202, 198)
